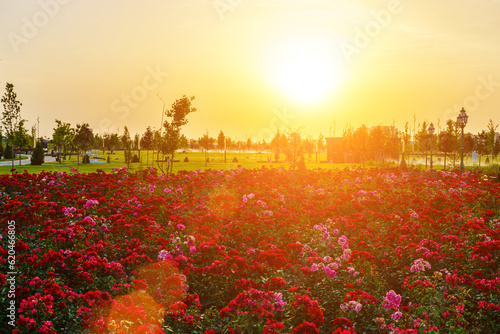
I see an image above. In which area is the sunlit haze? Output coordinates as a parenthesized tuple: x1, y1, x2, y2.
(1, 0, 500, 141)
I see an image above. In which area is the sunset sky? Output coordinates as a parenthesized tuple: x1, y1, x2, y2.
(1, 0, 500, 142)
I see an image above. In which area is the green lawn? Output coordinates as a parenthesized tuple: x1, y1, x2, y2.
(2, 150, 496, 175)
(0, 150, 357, 175)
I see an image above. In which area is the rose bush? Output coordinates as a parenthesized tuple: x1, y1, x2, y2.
(1, 166, 499, 333)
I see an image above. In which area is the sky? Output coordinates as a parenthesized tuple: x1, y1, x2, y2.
(1, 0, 500, 142)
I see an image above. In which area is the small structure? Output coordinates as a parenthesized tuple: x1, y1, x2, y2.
(325, 137, 344, 163)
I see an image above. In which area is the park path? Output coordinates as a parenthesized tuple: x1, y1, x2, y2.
(0, 155, 57, 166)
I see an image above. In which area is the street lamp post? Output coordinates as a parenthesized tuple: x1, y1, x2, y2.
(457, 107, 468, 171)
(428, 123, 435, 170)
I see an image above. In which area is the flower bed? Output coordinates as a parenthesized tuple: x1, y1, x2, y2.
(1, 167, 499, 333)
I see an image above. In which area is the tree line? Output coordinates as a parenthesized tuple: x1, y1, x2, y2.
(340, 119, 499, 167)
(2, 82, 500, 171)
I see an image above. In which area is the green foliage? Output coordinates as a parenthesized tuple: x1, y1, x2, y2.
(121, 126, 133, 167)
(74, 123, 94, 154)
(4, 144, 13, 159)
(217, 130, 225, 152)
(0, 131, 4, 158)
(31, 142, 45, 165)
(53, 120, 74, 164)
(14, 119, 31, 149)
(1, 83, 22, 141)
(1, 83, 24, 168)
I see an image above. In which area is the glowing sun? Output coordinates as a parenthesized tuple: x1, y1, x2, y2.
(269, 40, 345, 104)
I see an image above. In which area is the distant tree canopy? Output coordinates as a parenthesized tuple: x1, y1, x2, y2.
(53, 119, 73, 163)
(74, 123, 94, 154)
(121, 126, 133, 167)
(218, 130, 225, 151)
(141, 126, 154, 151)
(283, 127, 305, 171)
(198, 131, 216, 151)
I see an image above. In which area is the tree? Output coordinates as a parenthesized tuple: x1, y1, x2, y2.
(317, 133, 325, 152)
(103, 133, 112, 152)
(486, 119, 498, 162)
(475, 131, 488, 166)
(302, 135, 315, 158)
(103, 132, 120, 153)
(0, 131, 4, 159)
(179, 134, 189, 150)
(1, 83, 23, 169)
(271, 129, 282, 162)
(494, 135, 500, 158)
(246, 137, 252, 151)
(437, 131, 456, 170)
(93, 134, 104, 154)
(217, 131, 225, 152)
(31, 125, 36, 149)
(141, 126, 154, 166)
(415, 121, 430, 153)
(217, 130, 226, 162)
(53, 120, 74, 164)
(284, 127, 304, 171)
(4, 144, 13, 160)
(159, 95, 196, 175)
(31, 142, 44, 165)
(225, 136, 232, 151)
(198, 130, 215, 166)
(121, 126, 133, 167)
(463, 133, 475, 155)
(74, 123, 94, 164)
(189, 138, 198, 150)
(133, 133, 140, 161)
(353, 125, 369, 165)
(401, 122, 412, 154)
(369, 125, 385, 166)
(153, 128, 162, 163)
(341, 124, 354, 158)
(13, 120, 30, 165)
(316, 133, 325, 163)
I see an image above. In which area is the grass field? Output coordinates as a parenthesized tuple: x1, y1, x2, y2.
(0, 150, 359, 175)
(1, 149, 497, 175)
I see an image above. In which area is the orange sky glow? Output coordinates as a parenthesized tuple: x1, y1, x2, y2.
(1, 1, 499, 142)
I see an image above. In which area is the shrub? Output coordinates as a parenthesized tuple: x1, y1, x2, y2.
(4, 144, 13, 159)
(30, 142, 45, 165)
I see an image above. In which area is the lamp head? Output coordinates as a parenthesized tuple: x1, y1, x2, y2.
(428, 123, 435, 135)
